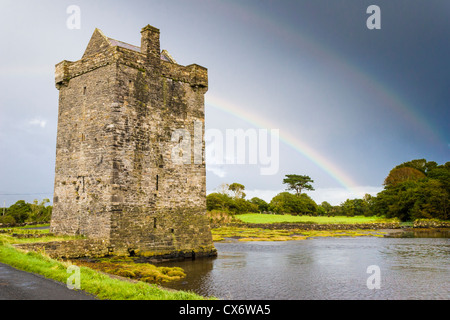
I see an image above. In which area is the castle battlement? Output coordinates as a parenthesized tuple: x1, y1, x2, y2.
(56, 28, 208, 91)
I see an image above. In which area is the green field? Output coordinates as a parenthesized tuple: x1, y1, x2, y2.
(235, 213, 399, 224)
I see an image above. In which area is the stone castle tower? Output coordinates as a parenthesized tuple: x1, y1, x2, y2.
(50, 25, 216, 259)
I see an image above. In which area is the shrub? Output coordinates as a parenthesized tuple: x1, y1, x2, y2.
(249, 197, 269, 212)
(0, 215, 16, 226)
(269, 192, 317, 215)
(206, 193, 233, 211)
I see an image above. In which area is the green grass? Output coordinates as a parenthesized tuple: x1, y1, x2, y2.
(16, 223, 51, 230)
(0, 225, 82, 244)
(0, 228, 209, 300)
(235, 213, 399, 225)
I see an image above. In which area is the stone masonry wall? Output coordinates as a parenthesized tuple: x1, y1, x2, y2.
(14, 239, 110, 259)
(51, 63, 117, 239)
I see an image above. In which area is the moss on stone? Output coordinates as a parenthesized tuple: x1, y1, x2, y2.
(211, 226, 387, 242)
(75, 259, 186, 284)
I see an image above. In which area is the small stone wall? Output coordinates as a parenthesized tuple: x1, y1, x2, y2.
(413, 219, 450, 228)
(0, 221, 50, 228)
(229, 222, 401, 230)
(14, 239, 110, 259)
(13, 239, 217, 261)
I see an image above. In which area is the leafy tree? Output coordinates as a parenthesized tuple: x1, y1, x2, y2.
(394, 158, 437, 175)
(207, 187, 258, 214)
(250, 197, 269, 212)
(206, 192, 233, 211)
(427, 165, 450, 193)
(228, 183, 246, 199)
(269, 192, 301, 214)
(409, 179, 448, 220)
(385, 181, 424, 221)
(229, 198, 258, 214)
(340, 198, 370, 217)
(383, 167, 426, 187)
(369, 159, 450, 221)
(215, 183, 231, 196)
(340, 199, 356, 217)
(316, 205, 326, 216)
(317, 201, 333, 216)
(7, 200, 31, 223)
(299, 193, 318, 215)
(320, 201, 333, 215)
(269, 192, 317, 215)
(28, 199, 52, 222)
(0, 215, 16, 225)
(282, 174, 314, 196)
(330, 205, 344, 216)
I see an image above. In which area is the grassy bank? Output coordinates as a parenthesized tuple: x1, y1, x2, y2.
(208, 213, 397, 242)
(234, 213, 399, 224)
(0, 227, 208, 300)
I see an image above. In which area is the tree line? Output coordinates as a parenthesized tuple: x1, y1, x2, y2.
(1, 158, 447, 225)
(0, 199, 52, 225)
(207, 176, 322, 215)
(207, 159, 449, 221)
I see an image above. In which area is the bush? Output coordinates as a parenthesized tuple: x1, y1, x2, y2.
(27, 199, 52, 223)
(0, 215, 16, 226)
(269, 192, 317, 215)
(229, 198, 258, 214)
(7, 200, 31, 223)
(249, 197, 269, 212)
(206, 193, 233, 211)
(207, 192, 259, 214)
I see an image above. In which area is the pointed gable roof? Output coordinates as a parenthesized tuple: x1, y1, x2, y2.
(161, 49, 177, 63)
(82, 28, 112, 58)
(82, 28, 176, 63)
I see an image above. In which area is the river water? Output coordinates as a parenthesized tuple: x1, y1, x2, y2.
(158, 231, 449, 300)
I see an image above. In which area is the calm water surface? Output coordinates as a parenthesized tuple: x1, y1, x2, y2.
(158, 235, 449, 300)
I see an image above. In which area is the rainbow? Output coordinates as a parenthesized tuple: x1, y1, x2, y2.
(205, 94, 364, 197)
(203, 2, 445, 199)
(217, 1, 442, 143)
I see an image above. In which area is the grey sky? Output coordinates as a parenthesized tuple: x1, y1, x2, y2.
(0, 0, 449, 206)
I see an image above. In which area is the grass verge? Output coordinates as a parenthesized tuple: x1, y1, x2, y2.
(0, 227, 209, 300)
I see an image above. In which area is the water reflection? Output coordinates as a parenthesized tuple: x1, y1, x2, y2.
(384, 228, 450, 238)
(157, 236, 449, 300)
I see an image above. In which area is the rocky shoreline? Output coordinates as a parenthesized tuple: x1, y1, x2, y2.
(222, 218, 450, 231)
(227, 222, 401, 231)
